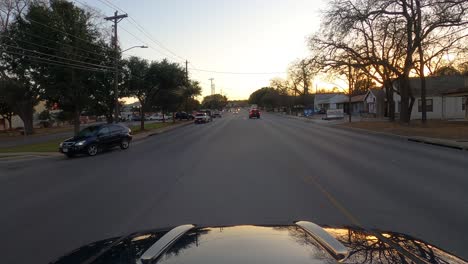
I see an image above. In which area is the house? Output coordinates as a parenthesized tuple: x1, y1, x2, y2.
(314, 93, 337, 110)
(314, 93, 348, 111)
(364, 89, 386, 117)
(393, 76, 468, 120)
(336, 94, 367, 114)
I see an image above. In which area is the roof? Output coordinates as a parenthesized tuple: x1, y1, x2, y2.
(336, 94, 367, 104)
(363, 89, 386, 102)
(394, 76, 468, 96)
(314, 93, 343, 104)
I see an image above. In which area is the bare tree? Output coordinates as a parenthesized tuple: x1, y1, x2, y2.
(310, 0, 468, 123)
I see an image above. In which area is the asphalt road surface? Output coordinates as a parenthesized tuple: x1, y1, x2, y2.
(1, 110, 468, 263)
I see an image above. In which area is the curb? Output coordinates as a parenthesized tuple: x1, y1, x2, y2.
(0, 152, 62, 158)
(335, 124, 468, 151)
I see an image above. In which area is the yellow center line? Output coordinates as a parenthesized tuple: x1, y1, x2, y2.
(302, 175, 362, 227)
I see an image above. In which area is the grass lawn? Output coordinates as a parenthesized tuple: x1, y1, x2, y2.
(340, 120, 468, 140)
(130, 122, 175, 134)
(0, 126, 73, 138)
(0, 138, 65, 153)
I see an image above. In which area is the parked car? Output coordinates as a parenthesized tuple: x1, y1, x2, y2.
(59, 124, 132, 158)
(213, 111, 222, 118)
(130, 115, 142, 121)
(51, 221, 468, 264)
(175, 112, 194, 120)
(249, 109, 261, 119)
(194, 113, 211, 124)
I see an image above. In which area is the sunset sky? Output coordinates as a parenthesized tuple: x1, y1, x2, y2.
(78, 0, 329, 100)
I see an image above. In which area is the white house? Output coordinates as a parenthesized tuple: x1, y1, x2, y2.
(364, 89, 386, 117)
(393, 76, 468, 120)
(314, 93, 339, 110)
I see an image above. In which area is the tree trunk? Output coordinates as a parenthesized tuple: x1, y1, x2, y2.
(384, 81, 395, 122)
(399, 77, 410, 124)
(418, 48, 427, 123)
(73, 108, 80, 136)
(16, 101, 34, 135)
(6, 115, 12, 130)
(140, 106, 145, 131)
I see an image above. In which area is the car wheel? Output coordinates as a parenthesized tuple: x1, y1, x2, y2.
(120, 139, 130, 150)
(87, 144, 98, 156)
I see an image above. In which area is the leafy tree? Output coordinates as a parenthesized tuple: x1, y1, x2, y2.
(202, 94, 228, 110)
(124, 58, 186, 129)
(0, 98, 14, 130)
(38, 110, 50, 120)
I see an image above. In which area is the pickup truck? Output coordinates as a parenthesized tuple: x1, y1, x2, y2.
(194, 113, 211, 124)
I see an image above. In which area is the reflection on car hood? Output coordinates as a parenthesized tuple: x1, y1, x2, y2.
(51, 224, 467, 264)
(63, 136, 89, 143)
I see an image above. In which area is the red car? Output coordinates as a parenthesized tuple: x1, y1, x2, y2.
(249, 109, 260, 119)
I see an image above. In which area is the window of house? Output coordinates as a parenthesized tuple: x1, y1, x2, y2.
(397, 101, 401, 113)
(418, 99, 433, 112)
(463, 99, 466, 111)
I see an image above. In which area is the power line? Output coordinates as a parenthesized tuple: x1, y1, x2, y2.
(1, 35, 107, 64)
(3, 44, 114, 70)
(99, 0, 187, 62)
(7, 30, 112, 60)
(189, 68, 286, 75)
(119, 25, 183, 62)
(1, 49, 109, 72)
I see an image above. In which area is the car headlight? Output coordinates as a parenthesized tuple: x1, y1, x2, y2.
(59, 142, 63, 148)
(75, 140, 86, 146)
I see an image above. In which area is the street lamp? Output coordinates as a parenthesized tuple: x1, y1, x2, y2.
(114, 45, 148, 123)
(121, 45, 148, 53)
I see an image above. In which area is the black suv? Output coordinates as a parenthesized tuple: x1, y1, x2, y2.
(175, 112, 194, 120)
(59, 124, 132, 158)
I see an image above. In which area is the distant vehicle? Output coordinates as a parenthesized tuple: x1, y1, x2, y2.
(212, 111, 222, 118)
(51, 221, 468, 264)
(194, 113, 211, 124)
(249, 109, 260, 119)
(130, 115, 142, 121)
(199, 110, 213, 121)
(59, 124, 132, 158)
(175, 112, 194, 120)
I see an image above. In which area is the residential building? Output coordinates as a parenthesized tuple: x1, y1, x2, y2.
(393, 76, 468, 120)
(336, 94, 367, 114)
(364, 89, 386, 117)
(314, 93, 347, 110)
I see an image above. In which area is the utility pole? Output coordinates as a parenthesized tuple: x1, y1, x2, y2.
(347, 61, 353, 123)
(185, 60, 189, 83)
(105, 11, 127, 123)
(209, 78, 215, 95)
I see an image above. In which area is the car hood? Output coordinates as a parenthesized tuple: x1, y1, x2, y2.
(63, 136, 91, 143)
(51, 223, 466, 264)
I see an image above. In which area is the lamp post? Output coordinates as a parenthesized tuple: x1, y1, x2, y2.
(114, 45, 148, 123)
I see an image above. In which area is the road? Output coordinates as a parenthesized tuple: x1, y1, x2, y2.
(1, 110, 467, 263)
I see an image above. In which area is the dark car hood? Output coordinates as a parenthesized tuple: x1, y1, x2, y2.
(51, 224, 467, 264)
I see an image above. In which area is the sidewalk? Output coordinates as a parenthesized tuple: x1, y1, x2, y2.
(337, 122, 468, 151)
(0, 121, 193, 158)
